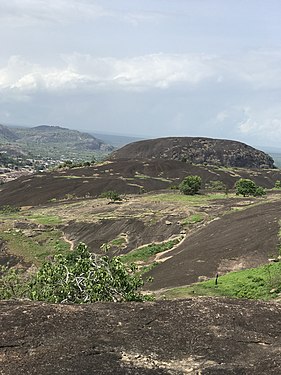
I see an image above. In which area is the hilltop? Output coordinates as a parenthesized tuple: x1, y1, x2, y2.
(111, 136, 275, 169)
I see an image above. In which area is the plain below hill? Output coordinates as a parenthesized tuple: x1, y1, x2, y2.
(111, 136, 275, 169)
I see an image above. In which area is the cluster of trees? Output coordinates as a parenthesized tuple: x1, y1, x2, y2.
(177, 175, 267, 197)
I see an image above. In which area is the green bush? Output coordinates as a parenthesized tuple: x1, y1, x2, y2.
(235, 178, 266, 197)
(0, 244, 152, 303)
(179, 175, 201, 195)
(28, 243, 149, 303)
(275, 180, 281, 189)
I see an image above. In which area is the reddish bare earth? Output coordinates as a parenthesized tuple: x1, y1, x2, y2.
(1, 298, 281, 375)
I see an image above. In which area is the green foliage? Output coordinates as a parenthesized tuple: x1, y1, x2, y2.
(0, 244, 152, 303)
(28, 243, 150, 303)
(254, 186, 266, 197)
(162, 262, 281, 301)
(179, 175, 202, 195)
(275, 180, 281, 189)
(0, 205, 20, 214)
(181, 214, 204, 225)
(100, 190, 122, 202)
(0, 266, 27, 299)
(235, 178, 266, 197)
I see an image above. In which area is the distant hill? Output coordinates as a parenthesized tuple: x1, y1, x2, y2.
(0, 124, 19, 142)
(0, 124, 113, 161)
(111, 136, 276, 169)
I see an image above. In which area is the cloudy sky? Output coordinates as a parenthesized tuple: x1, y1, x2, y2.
(1, 0, 281, 147)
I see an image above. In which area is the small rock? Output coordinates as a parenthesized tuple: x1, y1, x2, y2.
(165, 220, 172, 225)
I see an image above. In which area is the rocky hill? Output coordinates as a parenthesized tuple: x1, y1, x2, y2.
(12, 125, 113, 152)
(0, 124, 113, 161)
(111, 137, 275, 169)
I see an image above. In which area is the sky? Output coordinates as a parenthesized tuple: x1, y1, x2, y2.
(1, 0, 281, 147)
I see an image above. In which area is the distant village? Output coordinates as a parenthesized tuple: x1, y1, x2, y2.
(0, 152, 65, 184)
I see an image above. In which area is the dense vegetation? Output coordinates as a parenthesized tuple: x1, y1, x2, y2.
(0, 243, 152, 303)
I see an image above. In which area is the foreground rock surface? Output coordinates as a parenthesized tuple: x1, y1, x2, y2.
(1, 298, 281, 374)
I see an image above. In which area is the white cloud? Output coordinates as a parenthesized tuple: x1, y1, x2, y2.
(0, 0, 108, 26)
(0, 53, 217, 94)
(0, 0, 160, 27)
(2, 50, 281, 96)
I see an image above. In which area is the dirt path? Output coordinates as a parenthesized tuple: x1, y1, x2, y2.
(147, 200, 281, 290)
(62, 234, 75, 251)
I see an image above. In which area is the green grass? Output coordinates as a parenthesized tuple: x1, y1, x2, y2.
(25, 214, 62, 226)
(162, 262, 281, 301)
(109, 236, 127, 247)
(181, 214, 204, 225)
(122, 238, 181, 264)
(0, 229, 70, 265)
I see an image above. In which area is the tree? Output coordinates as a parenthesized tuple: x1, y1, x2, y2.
(28, 243, 151, 303)
(179, 175, 202, 195)
(235, 178, 266, 197)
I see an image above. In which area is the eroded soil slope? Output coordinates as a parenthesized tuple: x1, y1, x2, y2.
(1, 298, 281, 374)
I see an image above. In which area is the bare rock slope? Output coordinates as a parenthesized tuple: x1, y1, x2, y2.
(1, 298, 281, 374)
(111, 137, 275, 169)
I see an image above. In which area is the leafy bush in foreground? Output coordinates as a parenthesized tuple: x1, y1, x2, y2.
(0, 244, 152, 303)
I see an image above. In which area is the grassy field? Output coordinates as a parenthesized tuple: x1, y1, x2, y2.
(0, 228, 70, 265)
(161, 261, 281, 301)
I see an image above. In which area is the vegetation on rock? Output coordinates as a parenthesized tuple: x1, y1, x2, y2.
(235, 178, 266, 197)
(179, 175, 202, 195)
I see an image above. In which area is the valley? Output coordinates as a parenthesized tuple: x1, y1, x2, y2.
(1, 136, 281, 374)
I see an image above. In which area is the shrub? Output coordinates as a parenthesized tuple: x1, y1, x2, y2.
(1, 244, 152, 303)
(254, 186, 266, 197)
(179, 175, 202, 195)
(275, 180, 281, 189)
(235, 178, 265, 197)
(99, 190, 122, 202)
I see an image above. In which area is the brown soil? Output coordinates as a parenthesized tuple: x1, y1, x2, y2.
(1, 298, 281, 374)
(147, 200, 281, 290)
(1, 159, 281, 206)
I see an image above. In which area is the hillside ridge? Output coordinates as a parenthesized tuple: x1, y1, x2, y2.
(111, 136, 275, 169)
